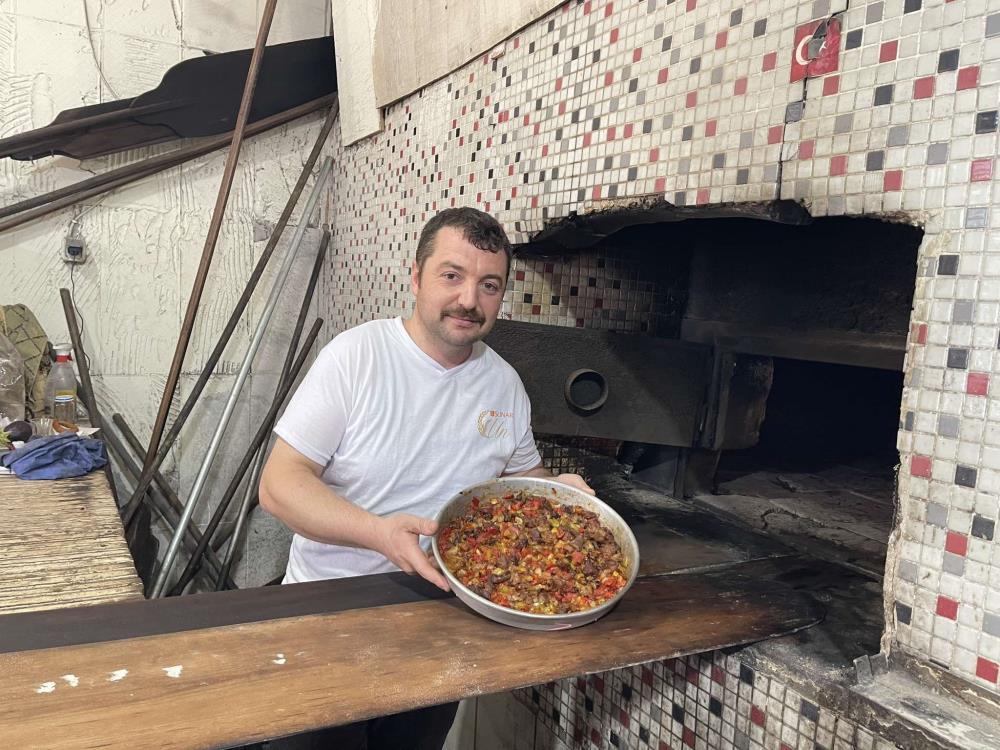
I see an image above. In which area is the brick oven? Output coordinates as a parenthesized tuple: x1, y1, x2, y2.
(324, 0, 1000, 747)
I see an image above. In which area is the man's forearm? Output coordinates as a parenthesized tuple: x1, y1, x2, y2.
(259, 464, 382, 550)
(503, 463, 553, 478)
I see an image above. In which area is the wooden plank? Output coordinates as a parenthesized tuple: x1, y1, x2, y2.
(484, 320, 712, 446)
(0, 561, 822, 750)
(0, 473, 142, 615)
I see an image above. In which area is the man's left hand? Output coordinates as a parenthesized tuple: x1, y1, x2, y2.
(552, 472, 595, 495)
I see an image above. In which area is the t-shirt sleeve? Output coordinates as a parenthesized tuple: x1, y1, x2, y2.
(273, 341, 352, 467)
(503, 379, 543, 474)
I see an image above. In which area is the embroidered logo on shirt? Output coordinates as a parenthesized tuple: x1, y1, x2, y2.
(477, 409, 512, 439)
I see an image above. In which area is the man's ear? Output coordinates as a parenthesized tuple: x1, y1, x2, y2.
(410, 259, 421, 295)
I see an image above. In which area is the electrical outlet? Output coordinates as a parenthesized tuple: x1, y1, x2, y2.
(63, 237, 86, 264)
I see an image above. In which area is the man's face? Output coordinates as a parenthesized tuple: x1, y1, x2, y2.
(411, 225, 508, 354)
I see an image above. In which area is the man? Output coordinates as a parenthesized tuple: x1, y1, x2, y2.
(259, 207, 592, 750)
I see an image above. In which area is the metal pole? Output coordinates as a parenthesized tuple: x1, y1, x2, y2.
(214, 233, 329, 590)
(140, 0, 278, 510)
(150, 158, 332, 597)
(168, 318, 323, 595)
(120, 100, 339, 529)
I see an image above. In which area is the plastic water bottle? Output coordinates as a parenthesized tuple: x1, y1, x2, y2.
(46, 344, 78, 423)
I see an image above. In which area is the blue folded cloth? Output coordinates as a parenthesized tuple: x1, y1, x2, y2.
(0, 432, 107, 480)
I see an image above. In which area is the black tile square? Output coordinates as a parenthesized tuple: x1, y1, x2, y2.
(939, 49, 960, 72)
(712, 153, 726, 169)
(673, 191, 687, 206)
(523, 293, 533, 303)
(551, 295, 560, 305)
(895, 602, 913, 625)
(874, 84, 894, 106)
(585, 695, 594, 712)
(532, 688, 540, 704)
(938, 255, 959, 275)
(739, 664, 754, 685)
(737, 168, 749, 185)
(731, 8, 743, 25)
(845, 29, 863, 49)
(672, 703, 685, 722)
(682, 125, 694, 140)
(587, 277, 597, 287)
(662, 35, 673, 52)
(593, 50, 601, 63)
(639, 726, 650, 743)
(903, 411, 914, 430)
(622, 684, 632, 701)
(947, 347, 969, 369)
(904, 0, 921, 11)
(800, 699, 820, 723)
(610, 730, 620, 747)
(552, 707, 560, 725)
(709, 697, 722, 716)
(629, 78, 639, 93)
(570, 286, 579, 297)
(976, 110, 998, 134)
(753, 19, 766, 37)
(690, 57, 702, 73)
(643, 119, 653, 134)
(866, 151, 885, 171)
(955, 465, 977, 488)
(971, 514, 995, 540)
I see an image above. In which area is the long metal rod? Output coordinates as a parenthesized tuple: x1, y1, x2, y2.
(112, 414, 235, 589)
(140, 0, 278, 515)
(150, 158, 332, 597)
(214, 233, 329, 590)
(168, 317, 323, 596)
(58, 287, 119, 506)
(120, 100, 339, 529)
(0, 95, 336, 232)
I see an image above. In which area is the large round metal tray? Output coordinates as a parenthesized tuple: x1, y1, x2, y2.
(431, 477, 640, 630)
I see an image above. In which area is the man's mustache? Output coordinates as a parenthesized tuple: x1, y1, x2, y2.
(442, 307, 485, 324)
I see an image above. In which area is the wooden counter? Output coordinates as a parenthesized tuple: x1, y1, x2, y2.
(0, 472, 142, 615)
(0, 559, 822, 750)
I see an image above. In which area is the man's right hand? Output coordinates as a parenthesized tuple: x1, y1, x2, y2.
(374, 513, 450, 592)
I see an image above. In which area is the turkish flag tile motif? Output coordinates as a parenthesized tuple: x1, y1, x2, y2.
(790, 19, 841, 82)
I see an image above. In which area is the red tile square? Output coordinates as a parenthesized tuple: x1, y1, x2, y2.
(936, 595, 959, 620)
(716, 31, 728, 49)
(619, 708, 629, 727)
(591, 728, 601, 745)
(515, 270, 526, 281)
(911, 455, 932, 478)
(683, 727, 696, 748)
(513, 37, 519, 49)
(604, 71, 614, 86)
(591, 674, 605, 693)
(633, 47, 643, 63)
(915, 323, 928, 344)
(971, 159, 993, 182)
(734, 77, 748, 95)
(659, 742, 671, 750)
(884, 170, 903, 191)
(610, 28, 620, 44)
(642, 667, 655, 686)
(686, 91, 698, 108)
(696, 188, 710, 205)
(767, 125, 784, 144)
(957, 66, 980, 90)
(607, 126, 616, 141)
(658, 67, 670, 84)
(592, 185, 602, 200)
(706, 119, 717, 137)
(750, 705, 766, 727)
(880, 40, 898, 63)
(823, 75, 840, 95)
(712, 665, 725, 685)
(762, 52, 777, 71)
(945, 531, 969, 558)
(530, 196, 538, 209)
(624, 123, 634, 138)
(555, 77, 563, 91)
(830, 155, 847, 176)
(914, 76, 935, 99)
(799, 140, 814, 159)
(583, 0, 593, 13)
(541, 145, 549, 157)
(582, 132, 592, 147)
(968, 372, 989, 396)
(977, 658, 999, 684)
(781, 745, 794, 750)
(558, 101, 566, 115)
(649, 147, 660, 162)
(605, 2, 614, 17)
(654, 177, 666, 192)
(686, 665, 699, 684)
(686, 0, 696, 10)
(531, 304, 541, 315)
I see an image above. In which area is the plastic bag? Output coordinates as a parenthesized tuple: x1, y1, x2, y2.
(0, 332, 25, 421)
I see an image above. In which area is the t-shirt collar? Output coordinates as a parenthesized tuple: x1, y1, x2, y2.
(392, 316, 484, 376)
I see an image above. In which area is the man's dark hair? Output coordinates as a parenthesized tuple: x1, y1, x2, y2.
(415, 207, 513, 277)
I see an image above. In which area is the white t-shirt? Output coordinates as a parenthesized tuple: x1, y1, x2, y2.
(273, 316, 542, 583)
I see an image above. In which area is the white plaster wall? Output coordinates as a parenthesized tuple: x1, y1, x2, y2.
(0, 0, 334, 588)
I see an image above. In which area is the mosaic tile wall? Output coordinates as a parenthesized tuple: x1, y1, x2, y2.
(513, 653, 902, 750)
(320, 0, 1000, 736)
